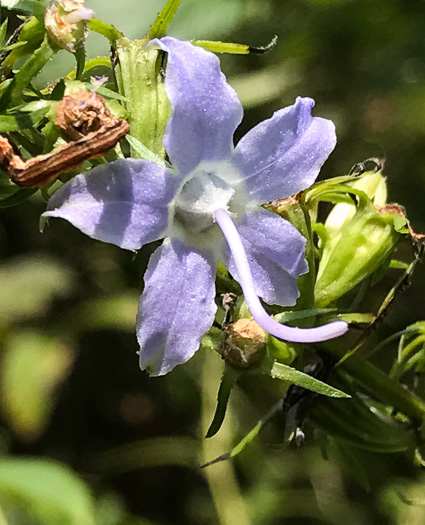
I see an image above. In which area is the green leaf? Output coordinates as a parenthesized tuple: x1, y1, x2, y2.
(0, 100, 51, 132)
(95, 437, 200, 472)
(0, 19, 8, 48)
(206, 365, 240, 438)
(0, 36, 55, 111)
(125, 134, 169, 166)
(68, 293, 138, 332)
(89, 84, 128, 103)
(270, 362, 350, 398)
(1, 0, 44, 17)
(0, 255, 74, 323)
(0, 458, 95, 525)
(149, 0, 182, 38)
(1, 40, 28, 53)
(390, 259, 409, 269)
(201, 400, 283, 467)
(336, 312, 375, 324)
(0, 108, 47, 131)
(87, 18, 123, 44)
(193, 39, 250, 55)
(0, 187, 38, 207)
(393, 213, 409, 233)
(1, 331, 73, 439)
(273, 308, 336, 324)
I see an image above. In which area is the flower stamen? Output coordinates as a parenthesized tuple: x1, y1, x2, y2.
(214, 208, 348, 343)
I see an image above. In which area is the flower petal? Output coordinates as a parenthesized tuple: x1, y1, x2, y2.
(152, 37, 243, 175)
(43, 159, 179, 251)
(233, 97, 336, 201)
(225, 209, 308, 306)
(137, 238, 217, 376)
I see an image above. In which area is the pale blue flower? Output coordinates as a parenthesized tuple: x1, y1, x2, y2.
(43, 37, 348, 376)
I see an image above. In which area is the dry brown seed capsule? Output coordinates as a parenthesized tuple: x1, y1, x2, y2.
(221, 318, 266, 369)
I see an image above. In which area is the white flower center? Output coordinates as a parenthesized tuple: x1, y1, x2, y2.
(174, 170, 235, 233)
(167, 161, 248, 252)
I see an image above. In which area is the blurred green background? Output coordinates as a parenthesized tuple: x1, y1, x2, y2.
(1, 0, 425, 523)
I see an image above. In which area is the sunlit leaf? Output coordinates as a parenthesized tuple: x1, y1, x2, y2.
(1, 331, 74, 440)
(270, 362, 350, 398)
(0, 458, 95, 525)
(0, 256, 74, 323)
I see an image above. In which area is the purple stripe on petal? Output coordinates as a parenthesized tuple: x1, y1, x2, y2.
(233, 97, 336, 202)
(137, 238, 217, 376)
(152, 37, 243, 176)
(43, 159, 179, 251)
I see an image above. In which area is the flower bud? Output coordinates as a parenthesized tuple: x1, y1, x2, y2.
(221, 319, 266, 369)
(44, 0, 94, 53)
(324, 171, 387, 238)
(315, 172, 403, 307)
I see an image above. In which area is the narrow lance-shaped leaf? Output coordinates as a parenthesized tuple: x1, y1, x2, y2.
(270, 362, 350, 398)
(149, 0, 182, 38)
(206, 365, 240, 438)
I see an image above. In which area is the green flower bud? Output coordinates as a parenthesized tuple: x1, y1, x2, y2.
(44, 0, 94, 53)
(315, 172, 404, 307)
(324, 171, 387, 238)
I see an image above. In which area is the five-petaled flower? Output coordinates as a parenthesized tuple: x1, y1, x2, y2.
(43, 37, 348, 376)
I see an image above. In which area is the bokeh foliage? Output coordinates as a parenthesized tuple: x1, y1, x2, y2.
(1, 0, 425, 524)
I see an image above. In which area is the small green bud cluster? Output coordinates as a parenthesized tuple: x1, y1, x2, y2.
(315, 171, 405, 307)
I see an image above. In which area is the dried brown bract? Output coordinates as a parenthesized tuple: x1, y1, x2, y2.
(0, 91, 130, 188)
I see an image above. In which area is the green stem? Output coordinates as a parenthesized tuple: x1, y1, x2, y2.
(201, 352, 252, 525)
(327, 344, 425, 422)
(114, 37, 170, 158)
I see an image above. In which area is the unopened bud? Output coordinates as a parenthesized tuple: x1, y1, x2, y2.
(325, 171, 388, 238)
(221, 319, 266, 369)
(45, 0, 94, 53)
(315, 172, 404, 307)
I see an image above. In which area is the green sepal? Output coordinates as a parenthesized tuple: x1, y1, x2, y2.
(266, 335, 297, 365)
(149, 0, 182, 39)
